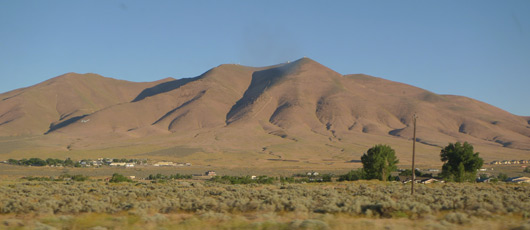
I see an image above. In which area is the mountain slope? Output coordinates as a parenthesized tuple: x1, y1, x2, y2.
(0, 58, 528, 166)
(0, 73, 168, 135)
(340, 74, 530, 150)
(49, 64, 258, 137)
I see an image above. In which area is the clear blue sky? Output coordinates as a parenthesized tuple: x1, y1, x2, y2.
(1, 1, 529, 115)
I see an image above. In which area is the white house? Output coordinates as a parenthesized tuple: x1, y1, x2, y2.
(205, 171, 216, 176)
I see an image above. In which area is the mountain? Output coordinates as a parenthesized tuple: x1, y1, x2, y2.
(0, 73, 170, 136)
(0, 58, 529, 166)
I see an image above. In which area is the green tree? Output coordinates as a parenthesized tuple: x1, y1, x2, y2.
(64, 158, 75, 167)
(399, 169, 419, 177)
(26, 158, 46, 166)
(45, 158, 56, 166)
(321, 174, 332, 182)
(440, 142, 483, 182)
(361, 144, 399, 181)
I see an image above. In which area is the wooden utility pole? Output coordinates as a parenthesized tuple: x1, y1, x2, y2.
(411, 114, 417, 195)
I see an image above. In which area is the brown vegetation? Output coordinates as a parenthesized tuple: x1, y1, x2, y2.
(0, 181, 528, 229)
(1, 181, 528, 216)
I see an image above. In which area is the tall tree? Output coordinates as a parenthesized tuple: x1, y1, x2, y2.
(361, 144, 399, 181)
(440, 142, 483, 182)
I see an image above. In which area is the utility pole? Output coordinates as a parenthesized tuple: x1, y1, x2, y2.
(411, 114, 417, 195)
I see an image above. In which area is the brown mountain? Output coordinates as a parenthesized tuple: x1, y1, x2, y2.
(0, 73, 171, 136)
(0, 58, 528, 166)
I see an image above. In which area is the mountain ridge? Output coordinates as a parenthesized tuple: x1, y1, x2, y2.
(0, 58, 528, 166)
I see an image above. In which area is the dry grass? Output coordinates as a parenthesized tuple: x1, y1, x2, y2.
(1, 212, 529, 230)
(0, 180, 528, 229)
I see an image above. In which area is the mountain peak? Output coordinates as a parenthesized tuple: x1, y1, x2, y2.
(286, 57, 319, 67)
(294, 56, 315, 63)
(45, 72, 106, 85)
(56, 72, 101, 78)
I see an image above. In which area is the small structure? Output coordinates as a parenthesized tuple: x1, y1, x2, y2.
(476, 178, 492, 183)
(420, 178, 441, 184)
(125, 163, 135, 168)
(109, 162, 126, 167)
(154, 161, 176, 167)
(490, 161, 500, 165)
(103, 159, 114, 165)
(398, 176, 413, 184)
(506, 176, 530, 183)
(307, 171, 319, 176)
(251, 175, 257, 180)
(399, 176, 436, 184)
(205, 171, 216, 176)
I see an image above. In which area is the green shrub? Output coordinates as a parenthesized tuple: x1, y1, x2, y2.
(23, 176, 53, 181)
(58, 174, 89, 181)
(497, 173, 508, 182)
(338, 169, 365, 181)
(399, 169, 433, 178)
(146, 173, 193, 180)
(109, 173, 132, 183)
(71, 174, 89, 181)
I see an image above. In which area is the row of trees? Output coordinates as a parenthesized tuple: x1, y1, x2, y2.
(22, 174, 89, 182)
(6, 157, 147, 167)
(344, 141, 483, 182)
(7, 158, 80, 167)
(146, 173, 192, 181)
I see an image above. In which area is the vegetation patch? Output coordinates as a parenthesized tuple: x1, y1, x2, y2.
(0, 181, 528, 229)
